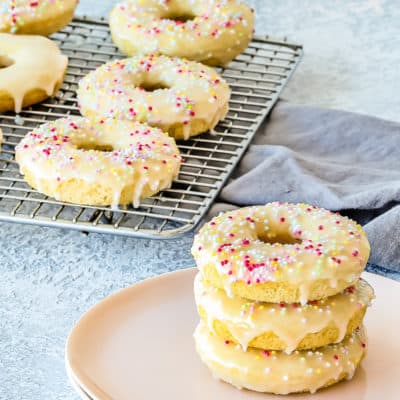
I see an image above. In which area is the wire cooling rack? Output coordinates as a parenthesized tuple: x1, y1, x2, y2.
(0, 17, 302, 238)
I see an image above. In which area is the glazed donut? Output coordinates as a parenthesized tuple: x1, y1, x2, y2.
(109, 0, 254, 66)
(194, 322, 367, 395)
(0, 0, 78, 35)
(77, 54, 230, 140)
(15, 117, 181, 207)
(0, 33, 67, 113)
(195, 273, 373, 353)
(192, 203, 370, 304)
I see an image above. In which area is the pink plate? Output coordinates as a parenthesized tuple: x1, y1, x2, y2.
(66, 269, 400, 399)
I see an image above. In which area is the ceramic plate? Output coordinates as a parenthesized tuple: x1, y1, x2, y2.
(66, 269, 400, 399)
(66, 363, 92, 400)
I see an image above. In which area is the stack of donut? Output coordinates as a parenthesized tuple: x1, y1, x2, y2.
(14, 0, 255, 207)
(192, 202, 374, 394)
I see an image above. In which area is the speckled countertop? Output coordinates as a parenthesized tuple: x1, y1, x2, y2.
(1, 1, 399, 399)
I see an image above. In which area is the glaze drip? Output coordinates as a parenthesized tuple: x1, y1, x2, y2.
(0, 33, 67, 113)
(77, 54, 230, 139)
(194, 322, 367, 395)
(15, 117, 181, 207)
(192, 203, 370, 302)
(194, 274, 374, 353)
(110, 0, 254, 66)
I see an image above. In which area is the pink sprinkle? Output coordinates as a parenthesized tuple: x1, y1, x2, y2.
(318, 225, 324, 230)
(352, 250, 359, 257)
(280, 217, 285, 222)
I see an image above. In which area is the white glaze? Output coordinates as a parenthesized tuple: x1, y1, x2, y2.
(77, 54, 230, 139)
(194, 273, 374, 353)
(192, 203, 371, 302)
(194, 322, 367, 395)
(0, 33, 67, 112)
(0, 0, 78, 34)
(15, 117, 181, 207)
(110, 0, 254, 65)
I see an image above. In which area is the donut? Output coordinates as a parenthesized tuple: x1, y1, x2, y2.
(194, 322, 367, 395)
(194, 273, 373, 353)
(0, 33, 67, 113)
(192, 203, 370, 304)
(77, 54, 230, 140)
(109, 0, 254, 66)
(0, 0, 78, 35)
(15, 117, 181, 207)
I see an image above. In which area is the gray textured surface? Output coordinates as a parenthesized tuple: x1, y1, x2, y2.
(1, 1, 399, 399)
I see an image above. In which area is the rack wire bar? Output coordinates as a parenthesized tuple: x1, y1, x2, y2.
(0, 17, 303, 239)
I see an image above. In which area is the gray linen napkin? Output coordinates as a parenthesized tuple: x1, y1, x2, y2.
(209, 102, 400, 271)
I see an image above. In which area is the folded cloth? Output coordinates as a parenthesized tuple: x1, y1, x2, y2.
(209, 102, 400, 272)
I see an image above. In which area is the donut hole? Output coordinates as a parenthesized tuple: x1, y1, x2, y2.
(163, 12, 196, 24)
(0, 55, 14, 69)
(139, 80, 170, 92)
(76, 143, 114, 152)
(257, 232, 301, 245)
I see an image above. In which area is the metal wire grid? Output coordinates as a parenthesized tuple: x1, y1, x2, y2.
(0, 17, 302, 238)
